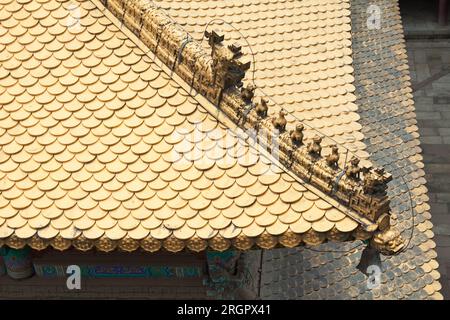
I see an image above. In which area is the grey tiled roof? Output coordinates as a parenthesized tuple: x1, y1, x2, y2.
(258, 0, 442, 300)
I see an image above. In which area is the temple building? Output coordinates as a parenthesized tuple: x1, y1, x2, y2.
(0, 0, 442, 299)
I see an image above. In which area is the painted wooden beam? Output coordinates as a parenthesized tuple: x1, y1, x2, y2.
(2, 247, 34, 279)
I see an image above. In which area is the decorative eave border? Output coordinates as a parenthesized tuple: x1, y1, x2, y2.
(0, 226, 376, 253)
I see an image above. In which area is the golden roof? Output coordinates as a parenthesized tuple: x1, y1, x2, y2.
(0, 0, 373, 253)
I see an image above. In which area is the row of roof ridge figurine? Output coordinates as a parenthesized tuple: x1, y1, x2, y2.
(199, 30, 391, 198)
(238, 83, 392, 197)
